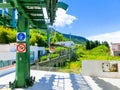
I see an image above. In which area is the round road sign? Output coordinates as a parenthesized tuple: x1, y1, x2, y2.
(17, 32, 26, 41)
(16, 43, 26, 52)
(49, 46, 55, 53)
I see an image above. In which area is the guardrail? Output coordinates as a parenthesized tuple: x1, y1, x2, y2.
(39, 55, 67, 66)
(31, 54, 70, 70)
(0, 60, 15, 68)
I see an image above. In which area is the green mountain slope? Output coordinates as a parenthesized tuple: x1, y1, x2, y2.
(62, 33, 87, 44)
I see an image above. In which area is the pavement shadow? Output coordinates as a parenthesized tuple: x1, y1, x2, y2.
(70, 74, 92, 90)
(26, 73, 93, 90)
(91, 76, 120, 90)
(27, 74, 56, 90)
(0, 84, 6, 89)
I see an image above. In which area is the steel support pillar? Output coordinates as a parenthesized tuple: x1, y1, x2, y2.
(47, 27, 50, 47)
(9, 13, 35, 88)
(10, 9, 16, 28)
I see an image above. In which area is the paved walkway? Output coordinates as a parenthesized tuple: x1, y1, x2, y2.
(0, 70, 92, 90)
(83, 76, 120, 90)
(0, 70, 120, 90)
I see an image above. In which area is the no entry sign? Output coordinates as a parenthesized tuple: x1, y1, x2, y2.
(16, 43, 26, 53)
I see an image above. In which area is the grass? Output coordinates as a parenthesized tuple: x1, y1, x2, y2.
(58, 60, 81, 74)
(58, 45, 120, 74)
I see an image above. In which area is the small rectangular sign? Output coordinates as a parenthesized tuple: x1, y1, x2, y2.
(102, 62, 118, 72)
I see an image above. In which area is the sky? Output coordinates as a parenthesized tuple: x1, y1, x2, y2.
(54, 0, 120, 43)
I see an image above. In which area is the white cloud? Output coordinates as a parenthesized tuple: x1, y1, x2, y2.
(87, 31, 120, 43)
(54, 8, 77, 27)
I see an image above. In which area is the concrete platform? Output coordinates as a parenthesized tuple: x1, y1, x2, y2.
(83, 76, 120, 90)
(1, 70, 120, 90)
(0, 70, 92, 90)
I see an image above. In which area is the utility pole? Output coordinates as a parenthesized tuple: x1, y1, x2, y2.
(70, 32, 71, 41)
(69, 32, 71, 60)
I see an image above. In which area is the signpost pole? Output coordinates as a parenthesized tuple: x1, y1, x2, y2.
(10, 13, 34, 88)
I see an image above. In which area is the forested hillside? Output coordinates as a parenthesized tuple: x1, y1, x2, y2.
(0, 26, 67, 46)
(62, 33, 87, 44)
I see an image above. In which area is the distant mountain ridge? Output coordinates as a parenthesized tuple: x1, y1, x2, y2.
(49, 29, 87, 44)
(62, 33, 87, 44)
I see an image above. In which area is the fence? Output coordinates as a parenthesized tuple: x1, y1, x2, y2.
(0, 60, 13, 68)
(0, 52, 16, 68)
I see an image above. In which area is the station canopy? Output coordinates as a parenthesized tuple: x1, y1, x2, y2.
(0, 0, 68, 29)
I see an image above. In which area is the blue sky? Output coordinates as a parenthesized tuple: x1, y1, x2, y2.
(54, 0, 120, 43)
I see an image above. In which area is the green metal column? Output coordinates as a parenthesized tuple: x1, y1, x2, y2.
(10, 13, 34, 88)
(47, 27, 50, 47)
(16, 13, 30, 87)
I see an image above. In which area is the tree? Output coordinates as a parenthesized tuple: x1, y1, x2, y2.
(0, 29, 9, 43)
(102, 41, 109, 48)
(30, 29, 47, 46)
(86, 40, 102, 50)
(52, 32, 65, 42)
(90, 41, 95, 49)
(36, 34, 47, 46)
(0, 26, 67, 46)
(0, 26, 16, 44)
(94, 40, 101, 47)
(7, 29, 16, 43)
(30, 33, 37, 45)
(86, 40, 91, 50)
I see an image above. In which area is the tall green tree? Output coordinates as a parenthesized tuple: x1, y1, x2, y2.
(90, 41, 95, 49)
(0, 29, 8, 43)
(102, 41, 109, 48)
(30, 33, 37, 45)
(30, 29, 47, 46)
(86, 40, 91, 50)
(52, 32, 65, 42)
(36, 34, 47, 46)
(7, 29, 16, 43)
(0, 26, 16, 44)
(94, 40, 101, 47)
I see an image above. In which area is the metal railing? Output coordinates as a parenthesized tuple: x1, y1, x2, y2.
(0, 60, 15, 68)
(30, 51, 79, 73)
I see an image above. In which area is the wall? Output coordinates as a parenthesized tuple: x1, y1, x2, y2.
(37, 47, 46, 55)
(110, 43, 120, 56)
(0, 66, 15, 77)
(30, 46, 45, 60)
(0, 44, 45, 60)
(114, 51, 120, 56)
(0, 44, 10, 52)
(82, 60, 120, 78)
(0, 52, 16, 60)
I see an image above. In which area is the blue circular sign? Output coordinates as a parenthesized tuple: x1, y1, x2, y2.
(17, 32, 26, 41)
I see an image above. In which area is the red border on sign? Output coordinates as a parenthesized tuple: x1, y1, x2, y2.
(16, 43, 26, 52)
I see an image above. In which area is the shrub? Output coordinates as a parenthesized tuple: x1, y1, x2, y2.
(50, 53, 59, 59)
(40, 55, 48, 61)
